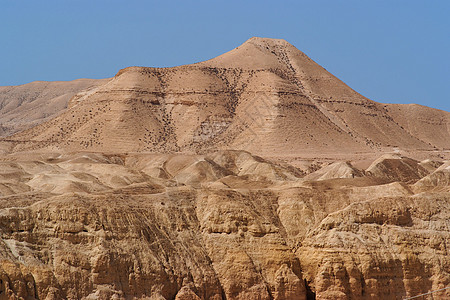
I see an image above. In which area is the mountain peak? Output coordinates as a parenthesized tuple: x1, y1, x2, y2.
(197, 37, 302, 69)
(243, 36, 292, 47)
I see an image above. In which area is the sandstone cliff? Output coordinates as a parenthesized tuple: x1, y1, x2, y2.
(0, 151, 448, 299)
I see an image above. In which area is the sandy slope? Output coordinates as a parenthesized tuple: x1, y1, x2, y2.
(0, 78, 108, 137)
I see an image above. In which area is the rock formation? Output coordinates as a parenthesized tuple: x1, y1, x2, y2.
(0, 151, 448, 299)
(0, 37, 449, 299)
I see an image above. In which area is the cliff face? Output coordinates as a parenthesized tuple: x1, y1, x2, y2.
(0, 151, 448, 300)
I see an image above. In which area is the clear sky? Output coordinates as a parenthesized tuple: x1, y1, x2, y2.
(1, 0, 449, 112)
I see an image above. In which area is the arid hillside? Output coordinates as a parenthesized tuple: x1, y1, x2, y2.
(0, 79, 108, 137)
(2, 38, 448, 158)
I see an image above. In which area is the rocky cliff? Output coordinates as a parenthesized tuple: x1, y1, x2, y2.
(0, 151, 448, 299)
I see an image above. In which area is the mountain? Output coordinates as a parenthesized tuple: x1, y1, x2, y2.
(2, 37, 448, 158)
(0, 38, 449, 300)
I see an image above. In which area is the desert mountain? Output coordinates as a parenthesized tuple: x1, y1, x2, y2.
(0, 79, 108, 137)
(2, 37, 449, 158)
(0, 38, 449, 300)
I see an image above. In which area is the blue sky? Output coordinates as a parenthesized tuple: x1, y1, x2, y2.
(1, 0, 449, 111)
